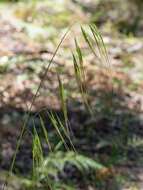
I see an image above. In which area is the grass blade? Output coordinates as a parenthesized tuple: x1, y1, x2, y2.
(3, 26, 71, 190)
(47, 111, 70, 151)
(39, 115, 52, 152)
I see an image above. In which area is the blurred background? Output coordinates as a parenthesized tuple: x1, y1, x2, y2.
(0, 0, 143, 190)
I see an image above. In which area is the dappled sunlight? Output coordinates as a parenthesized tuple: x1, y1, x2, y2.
(0, 0, 143, 190)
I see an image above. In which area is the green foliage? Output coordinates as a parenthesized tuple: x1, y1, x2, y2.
(38, 151, 104, 181)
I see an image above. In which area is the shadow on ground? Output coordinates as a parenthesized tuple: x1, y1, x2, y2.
(0, 79, 143, 189)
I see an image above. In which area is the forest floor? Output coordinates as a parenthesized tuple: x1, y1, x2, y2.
(0, 0, 143, 190)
